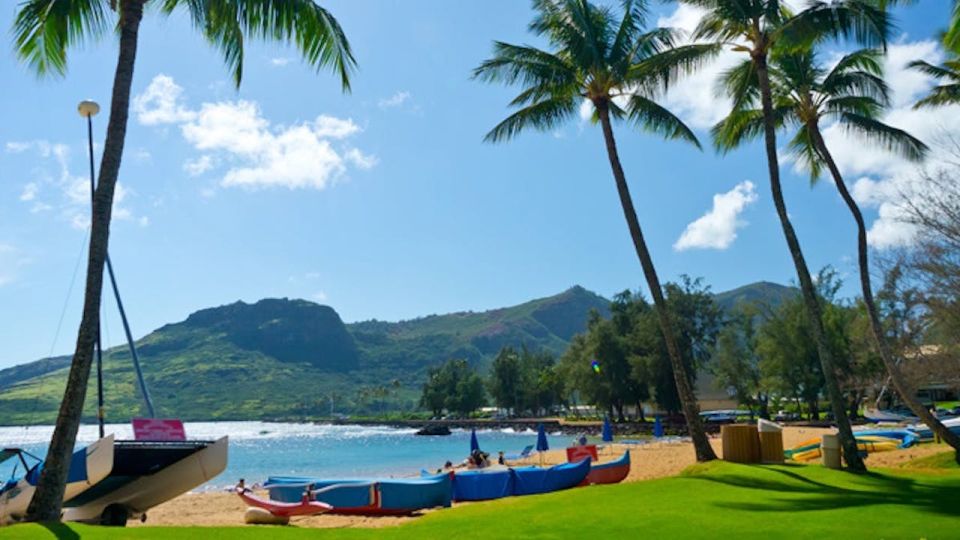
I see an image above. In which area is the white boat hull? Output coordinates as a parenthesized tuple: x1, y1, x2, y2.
(63, 435, 228, 523)
(0, 435, 115, 526)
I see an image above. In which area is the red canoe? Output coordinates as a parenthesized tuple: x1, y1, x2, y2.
(236, 487, 332, 517)
(581, 451, 630, 485)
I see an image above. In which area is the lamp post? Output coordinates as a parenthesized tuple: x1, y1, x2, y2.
(79, 100, 106, 439)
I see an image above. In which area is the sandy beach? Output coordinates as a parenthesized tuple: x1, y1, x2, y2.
(130, 426, 950, 528)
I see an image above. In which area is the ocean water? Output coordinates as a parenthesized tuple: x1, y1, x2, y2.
(0, 421, 571, 491)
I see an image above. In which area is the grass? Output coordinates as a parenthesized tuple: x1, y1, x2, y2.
(899, 451, 959, 471)
(6, 461, 960, 539)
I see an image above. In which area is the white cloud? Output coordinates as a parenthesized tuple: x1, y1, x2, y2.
(378, 91, 411, 109)
(133, 75, 375, 191)
(312, 291, 328, 302)
(19, 183, 38, 201)
(345, 148, 378, 169)
(9, 142, 142, 229)
(816, 39, 960, 248)
(133, 74, 197, 126)
(132, 148, 152, 162)
(313, 115, 361, 139)
(674, 181, 758, 251)
(656, 5, 743, 130)
(0, 244, 31, 286)
(270, 57, 293, 67)
(183, 155, 214, 176)
(6, 140, 53, 156)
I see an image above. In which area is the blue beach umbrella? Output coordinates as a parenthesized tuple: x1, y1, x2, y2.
(653, 415, 664, 438)
(602, 416, 614, 443)
(470, 428, 480, 453)
(536, 423, 549, 452)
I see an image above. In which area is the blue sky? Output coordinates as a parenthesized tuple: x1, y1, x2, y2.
(0, 1, 956, 369)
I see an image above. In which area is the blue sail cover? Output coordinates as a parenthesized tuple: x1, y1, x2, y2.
(448, 459, 591, 501)
(25, 446, 88, 486)
(451, 469, 513, 501)
(265, 473, 452, 512)
(512, 459, 590, 496)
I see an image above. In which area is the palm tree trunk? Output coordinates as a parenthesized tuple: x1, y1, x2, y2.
(810, 125, 960, 463)
(25, 0, 146, 522)
(596, 102, 716, 462)
(753, 53, 866, 471)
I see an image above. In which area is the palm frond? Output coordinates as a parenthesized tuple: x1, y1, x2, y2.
(785, 126, 824, 182)
(13, 0, 111, 77)
(907, 59, 960, 82)
(839, 112, 929, 161)
(945, 0, 960, 54)
(627, 42, 723, 93)
(913, 84, 960, 108)
(823, 95, 882, 118)
(781, 1, 891, 51)
(717, 58, 759, 110)
(483, 96, 578, 143)
(473, 42, 577, 88)
(712, 107, 782, 154)
(164, 0, 355, 90)
(625, 94, 701, 148)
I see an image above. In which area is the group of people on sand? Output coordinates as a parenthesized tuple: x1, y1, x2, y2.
(439, 449, 509, 473)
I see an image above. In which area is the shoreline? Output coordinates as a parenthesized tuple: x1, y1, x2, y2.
(128, 426, 950, 529)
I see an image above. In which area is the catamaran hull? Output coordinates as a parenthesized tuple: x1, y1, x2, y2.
(0, 435, 115, 526)
(62, 436, 227, 524)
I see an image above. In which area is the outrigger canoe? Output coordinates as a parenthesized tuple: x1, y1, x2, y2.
(1, 436, 115, 525)
(438, 458, 591, 502)
(264, 473, 452, 516)
(581, 451, 630, 486)
(236, 487, 332, 517)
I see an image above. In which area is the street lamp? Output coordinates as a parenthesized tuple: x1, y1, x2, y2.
(79, 99, 105, 438)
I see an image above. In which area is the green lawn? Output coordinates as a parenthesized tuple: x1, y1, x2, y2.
(6, 461, 960, 539)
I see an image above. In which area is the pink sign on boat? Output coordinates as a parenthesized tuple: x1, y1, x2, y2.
(132, 418, 187, 441)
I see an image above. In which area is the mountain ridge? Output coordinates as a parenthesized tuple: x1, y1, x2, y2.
(0, 282, 794, 424)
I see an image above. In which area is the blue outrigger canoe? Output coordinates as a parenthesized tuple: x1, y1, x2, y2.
(264, 473, 452, 516)
(438, 458, 591, 502)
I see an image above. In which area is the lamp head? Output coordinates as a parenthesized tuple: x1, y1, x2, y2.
(78, 100, 100, 118)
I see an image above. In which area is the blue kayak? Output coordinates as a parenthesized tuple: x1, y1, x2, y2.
(439, 459, 591, 502)
(264, 473, 452, 515)
(852, 429, 919, 448)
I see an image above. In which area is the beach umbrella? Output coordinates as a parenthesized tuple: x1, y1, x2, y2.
(536, 423, 549, 466)
(653, 415, 664, 438)
(602, 416, 614, 443)
(470, 428, 480, 453)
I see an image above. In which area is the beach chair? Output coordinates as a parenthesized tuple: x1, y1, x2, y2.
(505, 445, 535, 461)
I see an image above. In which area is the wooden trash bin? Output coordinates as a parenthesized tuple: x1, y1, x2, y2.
(758, 418, 784, 464)
(721, 424, 761, 464)
(759, 431, 784, 463)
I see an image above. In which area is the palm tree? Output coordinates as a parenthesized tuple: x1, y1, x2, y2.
(910, 55, 960, 107)
(13, 0, 354, 521)
(715, 48, 960, 461)
(474, 0, 720, 461)
(684, 0, 891, 472)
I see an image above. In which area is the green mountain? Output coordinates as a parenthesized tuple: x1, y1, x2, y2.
(0, 282, 795, 425)
(713, 281, 797, 312)
(0, 286, 609, 424)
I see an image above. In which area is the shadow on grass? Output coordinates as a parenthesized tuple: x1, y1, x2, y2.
(37, 522, 79, 540)
(693, 466, 960, 517)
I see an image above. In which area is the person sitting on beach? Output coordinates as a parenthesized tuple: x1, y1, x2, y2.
(497, 451, 505, 465)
